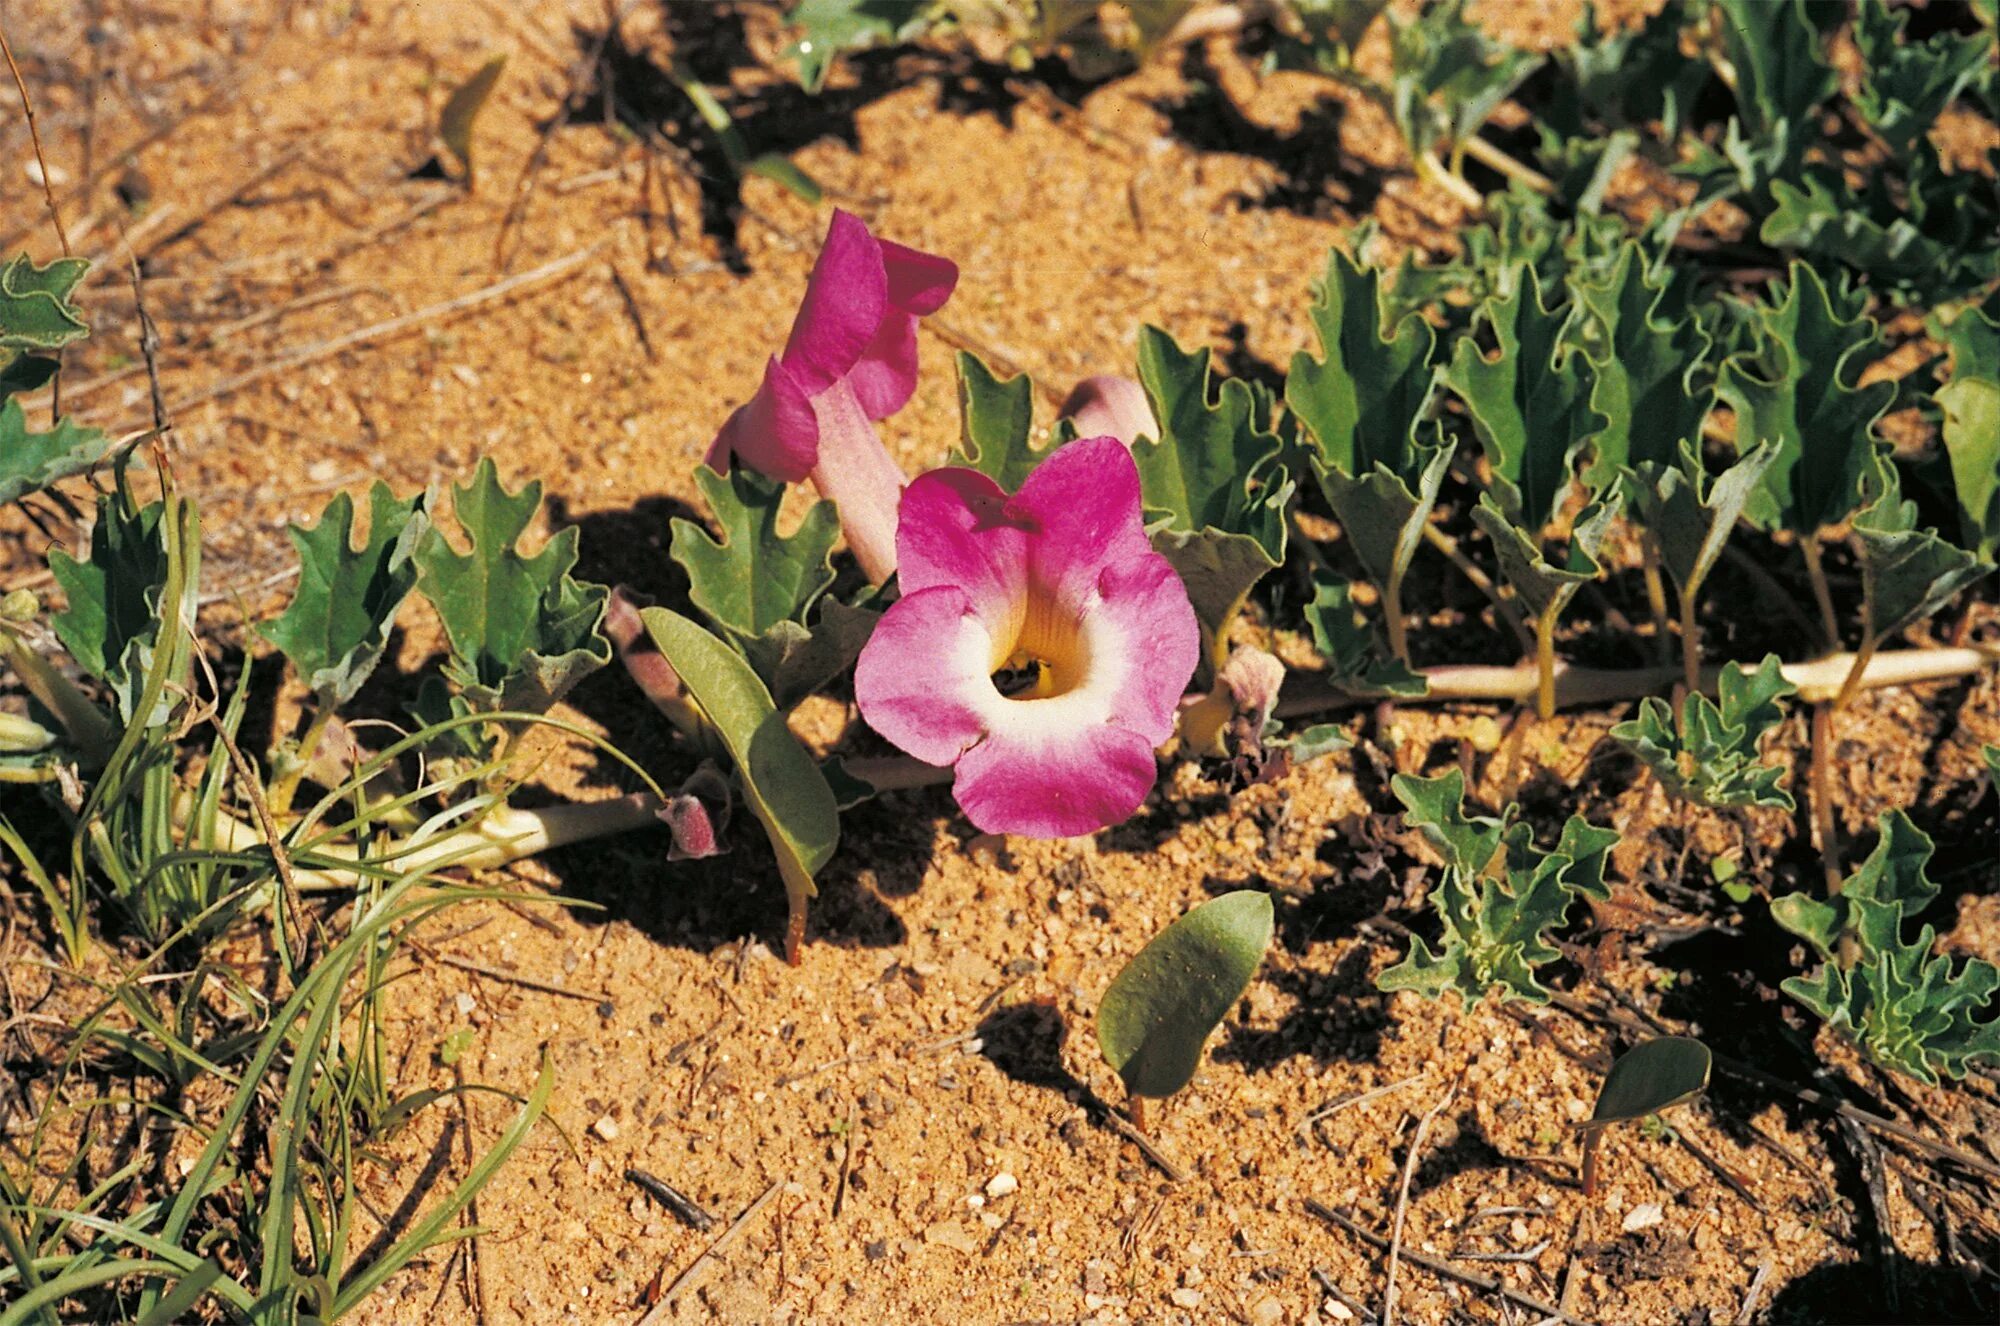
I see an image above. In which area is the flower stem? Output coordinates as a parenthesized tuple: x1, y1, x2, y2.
(1679, 583, 1704, 700)
(1384, 560, 1412, 667)
(267, 699, 336, 818)
(1415, 149, 1486, 211)
(1800, 534, 1841, 654)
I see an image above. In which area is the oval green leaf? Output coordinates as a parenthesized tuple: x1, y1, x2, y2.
(1584, 1035, 1711, 1131)
(640, 607, 838, 910)
(1098, 890, 1274, 1100)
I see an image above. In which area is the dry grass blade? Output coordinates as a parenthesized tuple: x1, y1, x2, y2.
(1384, 1069, 1463, 1326)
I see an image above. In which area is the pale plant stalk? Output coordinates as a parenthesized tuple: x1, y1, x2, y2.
(1639, 535, 1674, 667)
(1801, 534, 1841, 654)
(1533, 611, 1560, 721)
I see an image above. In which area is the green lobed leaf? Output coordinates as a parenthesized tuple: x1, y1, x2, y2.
(1382, 770, 1618, 1006)
(1286, 246, 1436, 482)
(749, 597, 882, 711)
(1761, 171, 2000, 300)
(1851, 0, 1993, 155)
(260, 483, 429, 705)
(1472, 493, 1616, 624)
(1569, 243, 1713, 486)
(1302, 573, 1427, 698)
(1133, 325, 1286, 555)
(784, 0, 934, 93)
(1609, 655, 1796, 810)
(1851, 455, 1990, 648)
(1313, 446, 1452, 609)
(415, 458, 610, 714)
(0, 398, 109, 506)
(1443, 265, 1605, 531)
(1383, 0, 1543, 160)
(0, 252, 90, 365)
(438, 54, 507, 186)
(1624, 441, 1778, 600)
(672, 465, 840, 642)
(1543, 0, 1705, 142)
(50, 493, 199, 726)
(641, 607, 838, 923)
(1584, 1036, 1711, 1129)
(947, 350, 1051, 491)
(1773, 812, 2000, 1084)
(1719, 262, 1893, 536)
(1097, 890, 1274, 1100)
(1711, 0, 1836, 169)
(1931, 302, 2000, 560)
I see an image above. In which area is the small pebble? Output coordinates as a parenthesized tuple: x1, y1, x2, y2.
(590, 1114, 620, 1142)
(985, 1172, 1019, 1200)
(1622, 1203, 1664, 1234)
(1326, 1299, 1355, 1321)
(1170, 1288, 1202, 1309)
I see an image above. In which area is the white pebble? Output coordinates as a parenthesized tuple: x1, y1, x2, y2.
(985, 1171, 1019, 1199)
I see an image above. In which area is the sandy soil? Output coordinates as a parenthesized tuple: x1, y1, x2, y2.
(2, 2, 1998, 1323)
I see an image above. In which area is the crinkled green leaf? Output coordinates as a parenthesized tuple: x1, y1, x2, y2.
(1773, 812, 2000, 1084)
(1852, 0, 1993, 155)
(1570, 244, 1713, 485)
(260, 483, 428, 705)
(439, 54, 506, 186)
(1286, 246, 1436, 481)
(1625, 441, 1779, 602)
(785, 0, 934, 92)
(673, 465, 839, 641)
(0, 398, 108, 506)
(50, 493, 199, 726)
(1302, 573, 1427, 698)
(415, 458, 610, 714)
(1610, 655, 1796, 810)
(1761, 171, 2000, 300)
(1711, 0, 1836, 173)
(752, 597, 881, 710)
(948, 350, 1051, 491)
(642, 606, 838, 920)
(1098, 890, 1273, 1100)
(1382, 769, 1617, 1005)
(1313, 446, 1451, 611)
(1382, 0, 1542, 160)
(1717, 262, 1892, 535)
(0, 253, 90, 358)
(1932, 303, 2000, 560)
(1150, 525, 1281, 676)
(1852, 455, 1990, 647)
(1544, 0, 1704, 142)
(1585, 1036, 1711, 1129)
(1133, 325, 1286, 555)
(1444, 265, 1605, 531)
(1472, 493, 1616, 623)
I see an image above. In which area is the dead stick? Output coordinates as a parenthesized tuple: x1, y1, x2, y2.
(116, 244, 600, 426)
(1102, 1105, 1189, 1183)
(637, 1179, 781, 1325)
(1384, 1071, 1462, 1326)
(1305, 1200, 1592, 1326)
(0, 20, 71, 255)
(412, 941, 611, 1005)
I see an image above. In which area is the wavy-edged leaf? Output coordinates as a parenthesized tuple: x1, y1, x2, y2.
(948, 350, 1050, 491)
(0, 252, 90, 360)
(1584, 1036, 1711, 1130)
(1098, 890, 1273, 1099)
(1444, 265, 1604, 531)
(1571, 243, 1712, 484)
(1932, 302, 2000, 560)
(1852, 456, 1989, 648)
(1302, 573, 1426, 698)
(1718, 262, 1892, 535)
(1712, 0, 1836, 152)
(415, 458, 609, 714)
(1773, 812, 2000, 1084)
(1625, 441, 1778, 601)
(1286, 246, 1436, 481)
(50, 494, 199, 725)
(1609, 655, 1796, 810)
(642, 607, 839, 944)
(1382, 0, 1542, 160)
(1314, 445, 1451, 611)
(1133, 325, 1285, 554)
(1852, 0, 1993, 155)
(784, 0, 933, 93)
(673, 464, 839, 641)
(261, 483, 428, 705)
(0, 398, 108, 505)
(1472, 493, 1615, 624)
(1382, 769, 1617, 1005)
(1761, 171, 2000, 299)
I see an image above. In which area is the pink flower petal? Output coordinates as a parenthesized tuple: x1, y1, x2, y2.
(1087, 553, 1202, 743)
(806, 378, 908, 585)
(1059, 375, 1159, 447)
(706, 355, 819, 483)
(895, 466, 1032, 641)
(880, 236, 958, 316)
(952, 722, 1160, 837)
(781, 210, 888, 395)
(1010, 436, 1156, 617)
(844, 310, 921, 420)
(853, 584, 994, 768)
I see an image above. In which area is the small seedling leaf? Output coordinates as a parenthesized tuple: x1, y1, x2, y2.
(0, 398, 108, 506)
(415, 458, 610, 714)
(1302, 574, 1427, 698)
(261, 483, 428, 705)
(50, 493, 199, 725)
(439, 55, 507, 186)
(1584, 1036, 1711, 1130)
(948, 351, 1051, 491)
(1098, 890, 1274, 1099)
(672, 465, 840, 642)
(1609, 655, 1796, 810)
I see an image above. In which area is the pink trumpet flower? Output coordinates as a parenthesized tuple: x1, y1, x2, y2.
(855, 437, 1199, 837)
(1058, 374, 1159, 447)
(706, 209, 958, 583)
